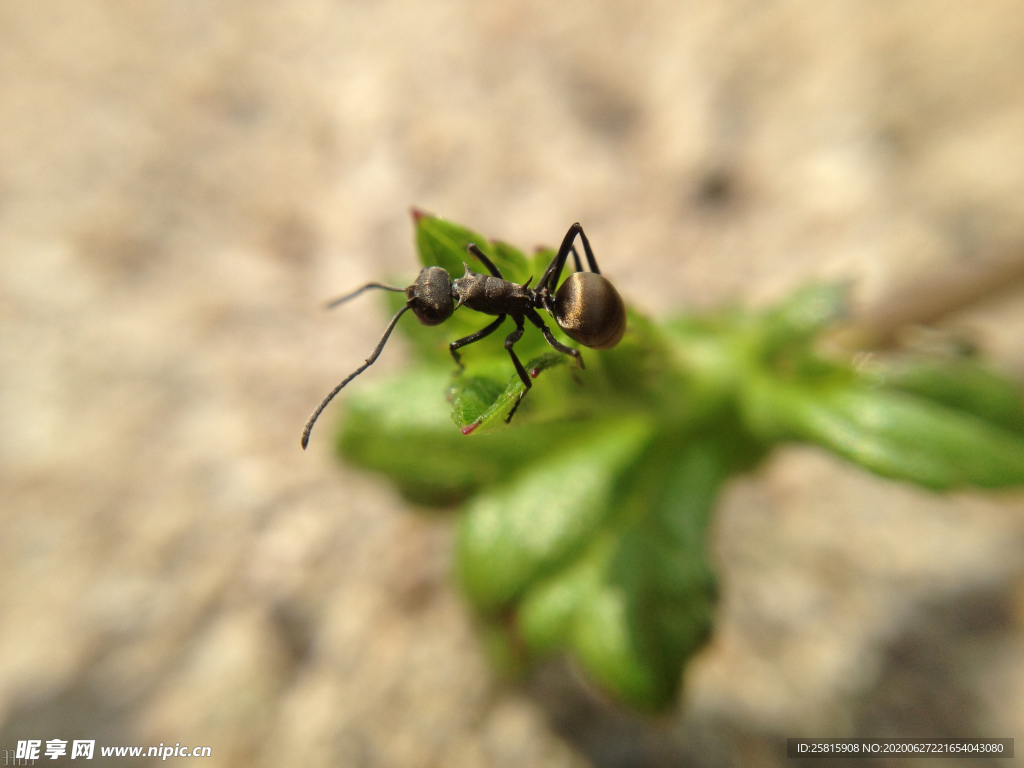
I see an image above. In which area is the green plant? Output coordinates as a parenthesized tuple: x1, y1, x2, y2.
(336, 213, 1024, 710)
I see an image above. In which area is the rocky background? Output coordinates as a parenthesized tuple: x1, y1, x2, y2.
(2, 2, 1024, 766)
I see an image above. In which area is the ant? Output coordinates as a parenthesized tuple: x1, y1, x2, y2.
(301, 222, 626, 449)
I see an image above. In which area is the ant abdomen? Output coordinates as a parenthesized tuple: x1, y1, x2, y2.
(554, 271, 626, 349)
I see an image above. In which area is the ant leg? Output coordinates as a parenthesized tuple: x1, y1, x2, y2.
(526, 309, 584, 369)
(538, 223, 602, 292)
(575, 226, 600, 274)
(539, 224, 579, 291)
(504, 316, 531, 423)
(467, 243, 503, 279)
(569, 245, 583, 273)
(449, 314, 506, 368)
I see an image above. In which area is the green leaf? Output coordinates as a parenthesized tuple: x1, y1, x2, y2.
(336, 214, 1024, 714)
(596, 309, 680, 403)
(491, 240, 532, 284)
(866, 357, 1024, 436)
(449, 373, 507, 432)
(457, 418, 654, 610)
(414, 213, 486, 277)
(338, 367, 580, 504)
(414, 212, 530, 283)
(450, 353, 568, 434)
(531, 247, 558, 288)
(569, 544, 668, 707)
(518, 438, 730, 709)
(743, 376, 1024, 489)
(759, 283, 849, 355)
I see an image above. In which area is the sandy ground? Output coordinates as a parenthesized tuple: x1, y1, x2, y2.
(2, 2, 1024, 766)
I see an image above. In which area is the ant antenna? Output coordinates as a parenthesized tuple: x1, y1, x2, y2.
(324, 283, 405, 310)
(301, 303, 411, 449)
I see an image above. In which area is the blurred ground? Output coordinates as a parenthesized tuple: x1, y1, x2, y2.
(2, 1, 1024, 766)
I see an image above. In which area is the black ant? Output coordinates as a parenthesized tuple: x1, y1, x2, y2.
(301, 222, 626, 449)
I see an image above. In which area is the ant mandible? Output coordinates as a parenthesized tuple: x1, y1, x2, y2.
(301, 222, 626, 449)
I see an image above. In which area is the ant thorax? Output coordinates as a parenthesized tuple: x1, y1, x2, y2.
(452, 267, 534, 317)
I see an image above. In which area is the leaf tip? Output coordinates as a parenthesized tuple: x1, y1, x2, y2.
(410, 206, 431, 223)
(461, 421, 481, 435)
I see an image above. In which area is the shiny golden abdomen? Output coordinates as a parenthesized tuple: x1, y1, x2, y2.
(553, 271, 626, 349)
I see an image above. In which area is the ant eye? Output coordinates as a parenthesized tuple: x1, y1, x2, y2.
(412, 302, 446, 325)
(554, 272, 626, 349)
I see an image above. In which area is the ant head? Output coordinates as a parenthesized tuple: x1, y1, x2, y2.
(553, 272, 626, 349)
(407, 266, 455, 326)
